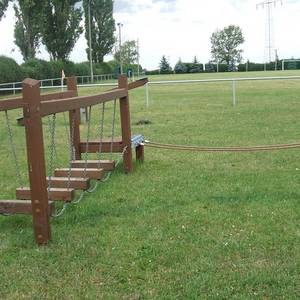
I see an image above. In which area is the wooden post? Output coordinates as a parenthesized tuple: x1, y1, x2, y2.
(22, 78, 51, 245)
(67, 77, 81, 160)
(118, 75, 133, 173)
(136, 145, 144, 162)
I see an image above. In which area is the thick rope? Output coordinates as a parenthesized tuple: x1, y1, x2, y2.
(144, 140, 300, 152)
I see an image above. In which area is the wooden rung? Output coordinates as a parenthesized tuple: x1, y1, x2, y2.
(16, 187, 75, 202)
(71, 160, 116, 171)
(80, 138, 123, 154)
(0, 200, 54, 215)
(47, 177, 90, 190)
(54, 168, 105, 180)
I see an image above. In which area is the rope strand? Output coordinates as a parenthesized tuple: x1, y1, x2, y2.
(144, 140, 300, 152)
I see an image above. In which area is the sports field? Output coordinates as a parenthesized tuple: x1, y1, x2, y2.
(0, 70, 299, 299)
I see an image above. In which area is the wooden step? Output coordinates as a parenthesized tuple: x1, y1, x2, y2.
(16, 187, 75, 202)
(0, 200, 54, 215)
(71, 160, 116, 171)
(80, 138, 123, 153)
(54, 168, 105, 180)
(47, 177, 90, 190)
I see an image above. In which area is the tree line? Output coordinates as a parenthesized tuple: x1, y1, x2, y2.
(155, 25, 299, 74)
(0, 0, 116, 63)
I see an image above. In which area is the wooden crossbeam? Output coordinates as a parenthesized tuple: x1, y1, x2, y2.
(41, 88, 127, 117)
(46, 177, 90, 190)
(80, 138, 123, 154)
(16, 187, 75, 202)
(54, 168, 104, 180)
(0, 200, 54, 215)
(71, 160, 116, 171)
(0, 89, 77, 112)
(128, 77, 148, 90)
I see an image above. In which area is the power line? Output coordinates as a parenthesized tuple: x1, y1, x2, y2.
(257, 0, 283, 65)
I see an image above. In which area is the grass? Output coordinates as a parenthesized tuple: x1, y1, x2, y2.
(0, 70, 300, 299)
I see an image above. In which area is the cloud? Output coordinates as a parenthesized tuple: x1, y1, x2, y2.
(1, 0, 300, 70)
(152, 0, 178, 13)
(114, 0, 151, 13)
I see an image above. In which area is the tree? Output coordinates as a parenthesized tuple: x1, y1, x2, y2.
(41, 0, 83, 61)
(0, 0, 10, 20)
(0, 0, 42, 60)
(114, 40, 138, 66)
(13, 1, 44, 60)
(193, 56, 198, 64)
(210, 25, 245, 68)
(159, 55, 172, 73)
(83, 0, 115, 63)
(174, 58, 187, 74)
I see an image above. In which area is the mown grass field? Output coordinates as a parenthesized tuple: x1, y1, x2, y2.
(0, 70, 300, 299)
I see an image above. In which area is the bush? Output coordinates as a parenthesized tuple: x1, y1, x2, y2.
(204, 63, 234, 72)
(47, 60, 76, 78)
(74, 62, 90, 76)
(187, 63, 204, 73)
(0, 56, 24, 84)
(174, 61, 188, 74)
(21, 59, 53, 80)
(94, 62, 114, 75)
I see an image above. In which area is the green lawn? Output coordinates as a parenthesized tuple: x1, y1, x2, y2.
(0, 71, 300, 299)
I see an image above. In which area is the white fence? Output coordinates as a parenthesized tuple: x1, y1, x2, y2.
(146, 75, 300, 107)
(1, 75, 299, 108)
(0, 74, 114, 94)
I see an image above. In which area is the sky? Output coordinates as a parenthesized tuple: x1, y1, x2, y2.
(0, 0, 299, 70)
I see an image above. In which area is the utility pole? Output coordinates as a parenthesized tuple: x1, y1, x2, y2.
(117, 23, 123, 74)
(257, 0, 283, 67)
(137, 39, 140, 78)
(88, 0, 94, 83)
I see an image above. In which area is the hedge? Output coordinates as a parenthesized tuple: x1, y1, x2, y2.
(0, 56, 117, 84)
(0, 56, 24, 84)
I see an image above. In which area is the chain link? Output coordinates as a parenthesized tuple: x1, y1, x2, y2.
(4, 111, 23, 188)
(84, 106, 92, 180)
(53, 101, 121, 217)
(97, 103, 105, 169)
(110, 99, 117, 161)
(67, 113, 76, 189)
(47, 114, 56, 192)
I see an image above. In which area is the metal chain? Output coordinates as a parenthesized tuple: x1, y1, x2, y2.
(86, 103, 107, 193)
(4, 110, 24, 188)
(110, 99, 117, 161)
(47, 114, 56, 192)
(52, 203, 69, 218)
(47, 115, 57, 161)
(53, 101, 119, 215)
(63, 112, 71, 151)
(84, 106, 92, 179)
(100, 100, 117, 183)
(67, 113, 76, 189)
(97, 103, 105, 169)
(101, 146, 128, 183)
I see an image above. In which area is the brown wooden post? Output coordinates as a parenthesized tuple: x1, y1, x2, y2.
(22, 78, 51, 245)
(118, 75, 133, 173)
(67, 77, 81, 160)
(136, 145, 144, 162)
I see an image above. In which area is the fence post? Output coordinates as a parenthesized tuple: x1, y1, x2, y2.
(232, 80, 237, 107)
(13, 83, 16, 95)
(67, 77, 81, 160)
(145, 83, 149, 108)
(22, 78, 51, 245)
(118, 75, 133, 173)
